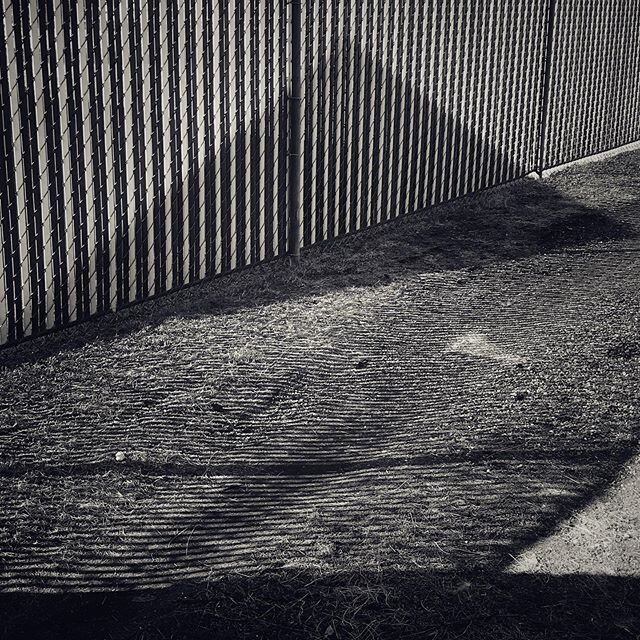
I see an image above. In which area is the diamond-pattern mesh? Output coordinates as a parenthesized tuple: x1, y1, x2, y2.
(300, 0, 549, 244)
(543, 0, 640, 168)
(0, 0, 287, 345)
(1, 0, 640, 346)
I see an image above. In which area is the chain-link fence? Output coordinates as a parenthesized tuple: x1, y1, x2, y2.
(543, 0, 640, 168)
(1, 0, 288, 344)
(2, 0, 640, 346)
(300, 0, 549, 244)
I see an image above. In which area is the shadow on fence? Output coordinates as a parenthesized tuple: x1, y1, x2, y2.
(2, 5, 640, 638)
(0, 173, 636, 370)
(0, 23, 542, 346)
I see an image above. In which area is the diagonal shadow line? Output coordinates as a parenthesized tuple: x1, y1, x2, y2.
(0, 181, 636, 373)
(0, 447, 632, 479)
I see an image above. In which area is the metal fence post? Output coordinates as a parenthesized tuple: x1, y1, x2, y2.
(537, 0, 557, 177)
(287, 0, 303, 264)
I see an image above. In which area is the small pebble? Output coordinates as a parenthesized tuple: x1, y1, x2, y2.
(115, 451, 126, 462)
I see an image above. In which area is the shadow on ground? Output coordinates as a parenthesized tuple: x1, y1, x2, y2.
(0, 175, 636, 370)
(2, 570, 639, 639)
(1, 156, 640, 638)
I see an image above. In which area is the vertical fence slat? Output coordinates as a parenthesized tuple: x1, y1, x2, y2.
(2, 0, 640, 347)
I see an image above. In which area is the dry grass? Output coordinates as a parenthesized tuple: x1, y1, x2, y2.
(4, 569, 639, 639)
(1, 152, 640, 639)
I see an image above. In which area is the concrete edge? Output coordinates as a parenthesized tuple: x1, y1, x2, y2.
(541, 139, 640, 178)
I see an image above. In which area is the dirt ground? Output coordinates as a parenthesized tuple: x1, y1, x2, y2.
(0, 151, 639, 639)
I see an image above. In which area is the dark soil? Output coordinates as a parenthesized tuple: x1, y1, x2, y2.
(1, 150, 640, 639)
(3, 570, 640, 640)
